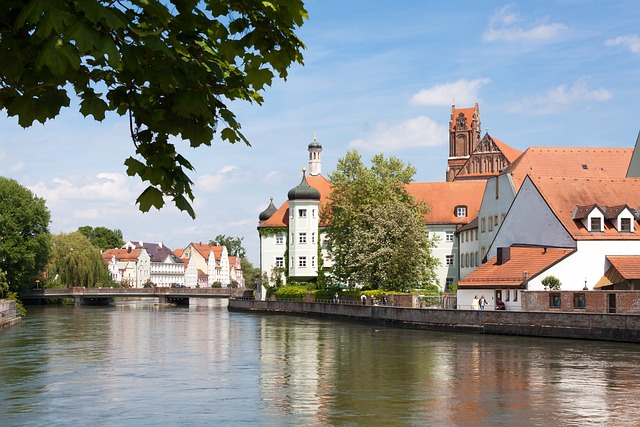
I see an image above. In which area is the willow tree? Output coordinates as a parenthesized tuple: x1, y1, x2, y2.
(0, 0, 307, 217)
(47, 232, 110, 288)
(324, 151, 438, 291)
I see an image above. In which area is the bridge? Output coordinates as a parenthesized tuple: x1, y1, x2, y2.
(22, 287, 249, 305)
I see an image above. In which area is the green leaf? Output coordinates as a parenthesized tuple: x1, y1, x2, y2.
(79, 92, 109, 121)
(136, 186, 165, 213)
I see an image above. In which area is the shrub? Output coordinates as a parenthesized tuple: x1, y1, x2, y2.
(274, 285, 308, 301)
(542, 275, 561, 290)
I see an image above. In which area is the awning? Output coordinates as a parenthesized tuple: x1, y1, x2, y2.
(594, 265, 624, 289)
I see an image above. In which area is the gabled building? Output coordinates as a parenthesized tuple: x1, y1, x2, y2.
(123, 241, 184, 287)
(459, 175, 640, 310)
(102, 248, 151, 288)
(180, 242, 232, 286)
(447, 104, 522, 182)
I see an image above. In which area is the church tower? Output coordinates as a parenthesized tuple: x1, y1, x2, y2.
(447, 103, 481, 181)
(308, 135, 322, 176)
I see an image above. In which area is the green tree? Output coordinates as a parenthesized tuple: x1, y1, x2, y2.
(0, 0, 307, 218)
(47, 232, 110, 288)
(542, 275, 561, 291)
(241, 258, 259, 289)
(0, 270, 8, 299)
(324, 151, 438, 291)
(77, 225, 124, 251)
(210, 234, 246, 258)
(0, 177, 51, 294)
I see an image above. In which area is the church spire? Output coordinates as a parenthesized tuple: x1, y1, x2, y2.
(308, 134, 322, 176)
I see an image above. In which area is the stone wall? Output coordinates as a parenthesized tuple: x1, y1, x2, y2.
(522, 290, 640, 314)
(229, 299, 640, 343)
(0, 299, 21, 331)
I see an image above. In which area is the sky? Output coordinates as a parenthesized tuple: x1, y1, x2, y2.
(2, 1, 640, 266)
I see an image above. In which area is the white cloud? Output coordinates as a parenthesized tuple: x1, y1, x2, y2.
(605, 35, 640, 53)
(196, 165, 244, 192)
(507, 78, 612, 114)
(483, 4, 568, 43)
(30, 173, 136, 203)
(410, 78, 491, 106)
(8, 161, 26, 172)
(348, 116, 448, 153)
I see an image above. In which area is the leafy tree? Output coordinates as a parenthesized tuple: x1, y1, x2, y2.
(47, 232, 110, 288)
(240, 258, 259, 289)
(0, 177, 51, 294)
(542, 275, 561, 290)
(0, 270, 8, 299)
(324, 151, 438, 291)
(210, 234, 246, 258)
(0, 0, 307, 217)
(77, 225, 124, 251)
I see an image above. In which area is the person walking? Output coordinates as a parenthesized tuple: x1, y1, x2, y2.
(479, 295, 487, 310)
(471, 295, 480, 310)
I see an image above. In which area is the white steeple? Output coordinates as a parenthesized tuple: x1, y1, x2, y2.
(308, 133, 322, 176)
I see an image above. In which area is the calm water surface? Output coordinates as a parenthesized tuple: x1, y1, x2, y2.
(1, 300, 640, 426)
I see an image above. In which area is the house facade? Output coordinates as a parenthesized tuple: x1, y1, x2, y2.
(123, 241, 184, 287)
(102, 248, 151, 288)
(180, 243, 232, 287)
(458, 175, 640, 310)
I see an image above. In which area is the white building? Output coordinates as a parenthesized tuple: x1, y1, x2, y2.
(123, 241, 184, 287)
(101, 248, 151, 288)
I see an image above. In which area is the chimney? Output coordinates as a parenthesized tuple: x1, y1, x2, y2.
(496, 247, 510, 265)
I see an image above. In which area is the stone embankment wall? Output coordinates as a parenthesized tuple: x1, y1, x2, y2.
(0, 299, 21, 331)
(228, 299, 640, 343)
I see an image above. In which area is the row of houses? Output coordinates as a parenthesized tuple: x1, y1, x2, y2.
(102, 241, 244, 288)
(257, 103, 640, 311)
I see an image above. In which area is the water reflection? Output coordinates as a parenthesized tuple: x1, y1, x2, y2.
(1, 302, 640, 426)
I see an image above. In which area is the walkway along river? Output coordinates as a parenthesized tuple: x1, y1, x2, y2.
(228, 298, 640, 343)
(2, 300, 640, 426)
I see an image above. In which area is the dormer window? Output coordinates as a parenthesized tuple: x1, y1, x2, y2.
(620, 218, 631, 232)
(590, 217, 602, 232)
(456, 206, 467, 218)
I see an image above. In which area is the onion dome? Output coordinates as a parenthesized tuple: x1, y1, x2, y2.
(288, 168, 321, 201)
(308, 135, 322, 150)
(259, 197, 278, 222)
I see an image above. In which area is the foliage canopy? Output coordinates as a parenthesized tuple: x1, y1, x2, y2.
(47, 232, 110, 288)
(0, 176, 51, 294)
(324, 151, 439, 291)
(0, 0, 307, 217)
(77, 225, 124, 251)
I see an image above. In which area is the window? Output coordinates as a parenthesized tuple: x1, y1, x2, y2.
(299, 209, 307, 218)
(481, 218, 486, 233)
(488, 219, 493, 231)
(456, 206, 467, 217)
(311, 232, 316, 243)
(494, 215, 499, 226)
(311, 256, 316, 268)
(505, 290, 510, 301)
(445, 255, 454, 266)
(275, 257, 284, 268)
(275, 234, 284, 245)
(590, 217, 602, 232)
(621, 218, 631, 232)
(549, 293, 561, 309)
(445, 277, 454, 291)
(312, 209, 316, 218)
(299, 232, 307, 244)
(465, 253, 469, 268)
(573, 293, 586, 309)
(501, 213, 506, 224)
(299, 256, 307, 268)
(513, 290, 518, 302)
(446, 231, 454, 242)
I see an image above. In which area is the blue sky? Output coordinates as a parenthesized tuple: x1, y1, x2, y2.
(2, 1, 640, 265)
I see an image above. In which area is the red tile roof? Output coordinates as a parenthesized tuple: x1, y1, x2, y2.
(459, 246, 575, 288)
(502, 147, 633, 190)
(102, 248, 141, 263)
(530, 176, 640, 240)
(407, 181, 486, 225)
(491, 135, 523, 163)
(606, 256, 640, 279)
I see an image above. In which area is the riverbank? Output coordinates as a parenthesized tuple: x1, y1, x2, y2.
(228, 299, 640, 343)
(0, 299, 21, 331)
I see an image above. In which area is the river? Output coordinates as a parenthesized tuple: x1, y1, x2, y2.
(1, 300, 640, 426)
